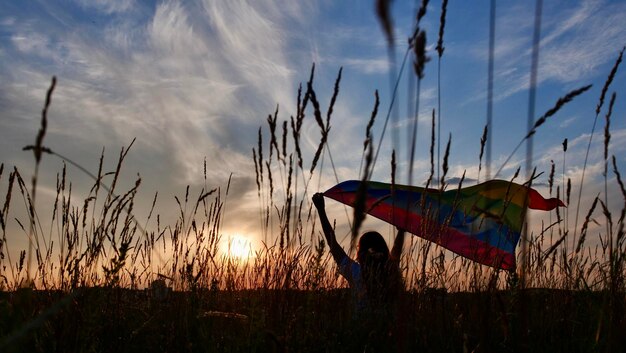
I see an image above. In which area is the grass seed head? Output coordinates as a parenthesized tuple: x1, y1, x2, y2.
(376, 0, 394, 46)
(436, 0, 448, 57)
(596, 47, 624, 115)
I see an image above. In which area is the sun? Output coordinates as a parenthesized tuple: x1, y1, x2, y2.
(225, 234, 252, 261)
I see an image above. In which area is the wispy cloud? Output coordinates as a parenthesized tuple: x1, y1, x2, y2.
(2, 1, 320, 186)
(0, 1, 333, 248)
(467, 0, 626, 101)
(1, 0, 623, 255)
(74, 0, 135, 14)
(343, 57, 389, 74)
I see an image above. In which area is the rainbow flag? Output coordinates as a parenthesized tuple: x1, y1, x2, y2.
(323, 180, 565, 270)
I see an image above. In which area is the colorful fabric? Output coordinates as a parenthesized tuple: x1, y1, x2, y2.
(323, 180, 565, 270)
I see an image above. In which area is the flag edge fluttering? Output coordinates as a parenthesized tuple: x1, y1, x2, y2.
(323, 179, 564, 270)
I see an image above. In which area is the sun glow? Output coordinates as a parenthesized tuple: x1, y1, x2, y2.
(225, 234, 253, 261)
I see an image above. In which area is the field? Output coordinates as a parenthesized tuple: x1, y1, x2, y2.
(2, 1, 626, 352)
(1, 287, 623, 352)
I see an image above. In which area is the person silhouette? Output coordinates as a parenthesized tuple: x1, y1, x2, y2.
(312, 193, 405, 315)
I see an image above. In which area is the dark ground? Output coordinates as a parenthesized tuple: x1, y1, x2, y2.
(1, 287, 624, 352)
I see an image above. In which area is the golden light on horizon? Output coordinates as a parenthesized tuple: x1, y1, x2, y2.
(225, 234, 253, 261)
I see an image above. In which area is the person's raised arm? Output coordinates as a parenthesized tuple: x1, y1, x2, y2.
(312, 193, 348, 264)
(390, 228, 406, 262)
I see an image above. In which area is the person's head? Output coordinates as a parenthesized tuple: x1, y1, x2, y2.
(357, 231, 390, 265)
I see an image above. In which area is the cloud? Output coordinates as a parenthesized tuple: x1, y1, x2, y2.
(74, 0, 135, 14)
(11, 31, 50, 56)
(343, 57, 389, 74)
(558, 115, 577, 128)
(1, 1, 323, 187)
(0, 1, 330, 258)
(467, 0, 626, 101)
(1, 0, 623, 264)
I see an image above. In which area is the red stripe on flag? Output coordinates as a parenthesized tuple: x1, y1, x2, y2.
(325, 190, 516, 270)
(528, 188, 566, 210)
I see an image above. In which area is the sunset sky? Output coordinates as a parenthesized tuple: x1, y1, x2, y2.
(1, 0, 625, 260)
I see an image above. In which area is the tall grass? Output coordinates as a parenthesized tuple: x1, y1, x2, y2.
(0, 101, 621, 350)
(1, 3, 626, 352)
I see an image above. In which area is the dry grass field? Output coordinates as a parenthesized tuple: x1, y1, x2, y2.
(1, 1, 625, 352)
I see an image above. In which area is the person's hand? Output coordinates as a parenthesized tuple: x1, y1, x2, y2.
(312, 193, 325, 210)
